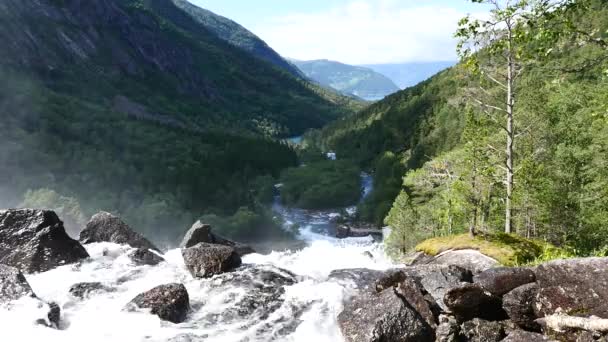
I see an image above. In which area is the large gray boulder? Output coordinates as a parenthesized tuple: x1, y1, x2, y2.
(534, 257, 608, 318)
(338, 286, 435, 342)
(180, 221, 255, 256)
(460, 318, 506, 342)
(405, 265, 473, 311)
(502, 283, 540, 331)
(502, 330, 554, 342)
(474, 267, 536, 296)
(181, 243, 242, 278)
(79, 212, 159, 252)
(126, 283, 190, 323)
(444, 284, 507, 321)
(0, 264, 36, 302)
(426, 250, 499, 274)
(0, 209, 89, 273)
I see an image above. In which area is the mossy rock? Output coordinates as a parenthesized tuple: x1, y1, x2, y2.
(415, 233, 570, 266)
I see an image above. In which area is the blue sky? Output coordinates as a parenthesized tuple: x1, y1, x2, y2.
(189, 0, 487, 64)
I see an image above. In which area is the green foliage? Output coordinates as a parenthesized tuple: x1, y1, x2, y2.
(199, 205, 294, 242)
(280, 160, 362, 209)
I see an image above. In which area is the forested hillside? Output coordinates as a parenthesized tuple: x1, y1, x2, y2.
(0, 0, 353, 242)
(313, 0, 608, 255)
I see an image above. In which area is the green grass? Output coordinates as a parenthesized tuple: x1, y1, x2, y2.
(415, 233, 571, 266)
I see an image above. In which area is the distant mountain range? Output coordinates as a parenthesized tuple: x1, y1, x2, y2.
(291, 59, 400, 101)
(363, 62, 456, 89)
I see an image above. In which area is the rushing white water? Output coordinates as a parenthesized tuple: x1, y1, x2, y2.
(0, 184, 396, 341)
(0, 173, 392, 341)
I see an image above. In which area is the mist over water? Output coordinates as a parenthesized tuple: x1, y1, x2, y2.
(0, 174, 396, 342)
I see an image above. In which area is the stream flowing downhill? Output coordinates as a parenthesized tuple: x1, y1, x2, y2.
(0, 174, 398, 342)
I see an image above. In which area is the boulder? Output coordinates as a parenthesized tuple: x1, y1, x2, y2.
(395, 278, 438, 328)
(0, 264, 36, 302)
(427, 250, 499, 274)
(128, 248, 165, 266)
(502, 330, 554, 342)
(460, 318, 506, 342)
(474, 267, 536, 296)
(444, 284, 507, 321)
(0, 209, 89, 273)
(503, 283, 540, 331)
(338, 286, 435, 342)
(406, 265, 473, 311)
(79, 212, 159, 252)
(181, 243, 242, 278)
(69, 282, 114, 299)
(436, 315, 460, 342)
(126, 283, 190, 323)
(180, 221, 255, 257)
(330, 268, 392, 292)
(534, 257, 608, 318)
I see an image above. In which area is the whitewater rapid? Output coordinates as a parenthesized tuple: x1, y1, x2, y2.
(0, 174, 395, 341)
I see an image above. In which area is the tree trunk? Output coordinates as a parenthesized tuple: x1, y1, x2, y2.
(505, 26, 515, 234)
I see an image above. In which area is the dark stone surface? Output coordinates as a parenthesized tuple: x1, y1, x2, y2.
(180, 221, 255, 257)
(436, 315, 461, 342)
(338, 286, 435, 342)
(0, 264, 36, 302)
(0, 209, 89, 273)
(502, 330, 553, 342)
(79, 212, 159, 252)
(534, 257, 608, 318)
(502, 283, 540, 331)
(181, 243, 242, 278)
(128, 248, 165, 266)
(444, 284, 507, 321)
(395, 277, 438, 329)
(69, 282, 114, 299)
(474, 267, 536, 296)
(406, 265, 473, 311)
(126, 283, 190, 323)
(460, 318, 505, 342)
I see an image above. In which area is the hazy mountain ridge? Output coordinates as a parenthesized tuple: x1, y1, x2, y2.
(292, 59, 400, 101)
(363, 61, 456, 89)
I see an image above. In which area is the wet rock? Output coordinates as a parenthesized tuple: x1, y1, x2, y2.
(180, 221, 255, 256)
(182, 243, 241, 278)
(428, 250, 499, 274)
(444, 284, 507, 321)
(80, 212, 159, 252)
(436, 315, 461, 342)
(375, 269, 408, 292)
(69, 282, 114, 299)
(362, 251, 374, 259)
(502, 330, 554, 342)
(460, 318, 505, 342)
(474, 267, 536, 296)
(0, 264, 36, 302)
(503, 283, 540, 331)
(128, 248, 164, 266)
(534, 257, 608, 318)
(338, 286, 435, 342)
(396, 277, 438, 328)
(34, 301, 61, 328)
(0, 209, 89, 273)
(126, 283, 190, 323)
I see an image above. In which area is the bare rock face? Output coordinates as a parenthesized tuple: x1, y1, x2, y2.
(181, 243, 242, 278)
(460, 318, 506, 342)
(405, 265, 473, 311)
(444, 284, 507, 321)
(534, 257, 608, 318)
(180, 221, 255, 257)
(427, 250, 499, 274)
(0, 264, 36, 302)
(0, 209, 89, 273)
(502, 330, 554, 342)
(474, 267, 536, 296)
(80, 212, 159, 252)
(128, 248, 165, 266)
(435, 315, 460, 342)
(338, 286, 435, 342)
(126, 283, 190, 323)
(502, 283, 540, 331)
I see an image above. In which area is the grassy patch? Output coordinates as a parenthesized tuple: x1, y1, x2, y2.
(415, 233, 571, 266)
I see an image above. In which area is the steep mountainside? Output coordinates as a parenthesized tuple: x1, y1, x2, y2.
(0, 0, 351, 241)
(292, 59, 400, 101)
(170, 0, 303, 78)
(363, 61, 456, 89)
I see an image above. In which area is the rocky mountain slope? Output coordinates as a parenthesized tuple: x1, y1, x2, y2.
(292, 59, 400, 101)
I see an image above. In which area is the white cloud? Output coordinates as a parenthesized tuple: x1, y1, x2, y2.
(250, 0, 472, 64)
